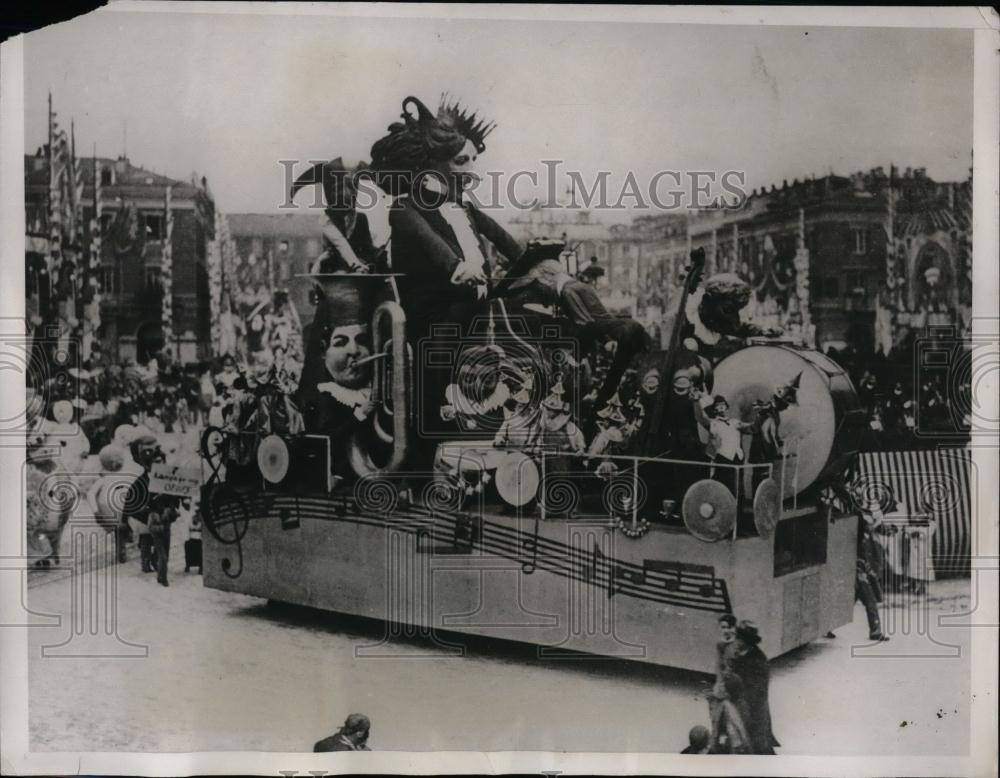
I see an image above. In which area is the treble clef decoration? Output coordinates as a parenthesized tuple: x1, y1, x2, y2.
(200, 482, 250, 579)
(200, 425, 228, 485)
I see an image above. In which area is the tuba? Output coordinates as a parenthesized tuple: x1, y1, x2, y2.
(348, 299, 410, 477)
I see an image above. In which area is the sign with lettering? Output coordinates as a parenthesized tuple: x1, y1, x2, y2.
(149, 462, 201, 498)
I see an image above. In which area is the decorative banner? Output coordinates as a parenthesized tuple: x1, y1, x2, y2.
(149, 461, 201, 498)
(48, 97, 64, 304)
(162, 185, 174, 352)
(83, 149, 103, 361)
(208, 231, 222, 354)
(885, 165, 897, 294)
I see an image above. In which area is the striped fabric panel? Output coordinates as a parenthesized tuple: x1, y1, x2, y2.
(857, 448, 970, 577)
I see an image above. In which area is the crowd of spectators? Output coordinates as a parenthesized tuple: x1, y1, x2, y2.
(824, 343, 971, 451)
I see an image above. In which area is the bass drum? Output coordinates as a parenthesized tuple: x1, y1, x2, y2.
(712, 345, 864, 496)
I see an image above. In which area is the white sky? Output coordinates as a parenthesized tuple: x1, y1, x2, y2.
(23, 8, 973, 215)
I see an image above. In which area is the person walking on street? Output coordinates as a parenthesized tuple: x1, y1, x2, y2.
(148, 496, 180, 587)
(729, 620, 780, 754)
(707, 613, 738, 733)
(857, 508, 888, 641)
(314, 713, 371, 752)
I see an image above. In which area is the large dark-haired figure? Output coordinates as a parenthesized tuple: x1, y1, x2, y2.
(369, 96, 522, 337)
(369, 96, 524, 467)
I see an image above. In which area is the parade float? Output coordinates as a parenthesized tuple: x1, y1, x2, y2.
(198, 242, 866, 673)
(197, 94, 865, 673)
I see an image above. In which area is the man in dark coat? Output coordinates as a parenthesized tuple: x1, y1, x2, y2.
(728, 620, 780, 754)
(314, 713, 371, 752)
(121, 432, 178, 579)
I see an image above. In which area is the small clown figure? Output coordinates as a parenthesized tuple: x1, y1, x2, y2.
(587, 393, 629, 459)
(586, 393, 629, 480)
(494, 376, 540, 449)
(692, 391, 753, 469)
(538, 377, 585, 455)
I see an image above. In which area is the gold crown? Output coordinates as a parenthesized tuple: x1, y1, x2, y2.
(438, 93, 496, 153)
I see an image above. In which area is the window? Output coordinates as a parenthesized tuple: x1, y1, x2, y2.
(846, 272, 865, 295)
(100, 167, 113, 186)
(851, 227, 867, 255)
(278, 240, 290, 255)
(773, 513, 828, 577)
(100, 266, 118, 295)
(25, 206, 45, 233)
(145, 267, 162, 291)
(279, 260, 290, 281)
(100, 213, 114, 235)
(143, 213, 164, 240)
(815, 276, 839, 299)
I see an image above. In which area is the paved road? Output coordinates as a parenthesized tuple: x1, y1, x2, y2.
(26, 541, 971, 754)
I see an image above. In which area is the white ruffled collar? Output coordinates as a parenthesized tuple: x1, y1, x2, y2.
(317, 382, 372, 420)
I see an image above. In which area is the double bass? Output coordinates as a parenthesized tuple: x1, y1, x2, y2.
(635, 247, 708, 457)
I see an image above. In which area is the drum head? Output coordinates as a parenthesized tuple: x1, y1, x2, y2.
(682, 479, 737, 542)
(714, 345, 845, 496)
(753, 477, 781, 538)
(495, 452, 540, 507)
(52, 400, 74, 425)
(257, 435, 290, 484)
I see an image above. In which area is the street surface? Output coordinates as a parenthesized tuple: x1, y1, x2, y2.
(24, 428, 972, 754)
(26, 541, 971, 754)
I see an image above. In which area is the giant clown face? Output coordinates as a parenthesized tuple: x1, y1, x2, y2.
(324, 324, 373, 390)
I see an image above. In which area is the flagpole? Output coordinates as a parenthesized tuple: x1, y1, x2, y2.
(47, 92, 52, 232)
(44, 92, 53, 323)
(162, 186, 174, 357)
(71, 119, 81, 334)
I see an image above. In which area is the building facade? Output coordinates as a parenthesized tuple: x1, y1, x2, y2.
(25, 152, 215, 364)
(685, 168, 972, 353)
(226, 212, 327, 331)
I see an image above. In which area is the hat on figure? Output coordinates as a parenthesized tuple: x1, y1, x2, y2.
(304, 272, 390, 329)
(541, 377, 569, 413)
(734, 619, 762, 645)
(596, 392, 623, 420)
(298, 273, 387, 397)
(290, 157, 356, 214)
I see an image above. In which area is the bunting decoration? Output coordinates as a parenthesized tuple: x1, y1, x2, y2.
(792, 207, 814, 347)
(161, 185, 174, 352)
(46, 93, 79, 366)
(83, 148, 103, 361)
(209, 210, 240, 357)
(208, 219, 222, 355)
(47, 96, 66, 294)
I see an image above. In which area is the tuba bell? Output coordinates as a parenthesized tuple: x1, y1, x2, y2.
(348, 299, 410, 477)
